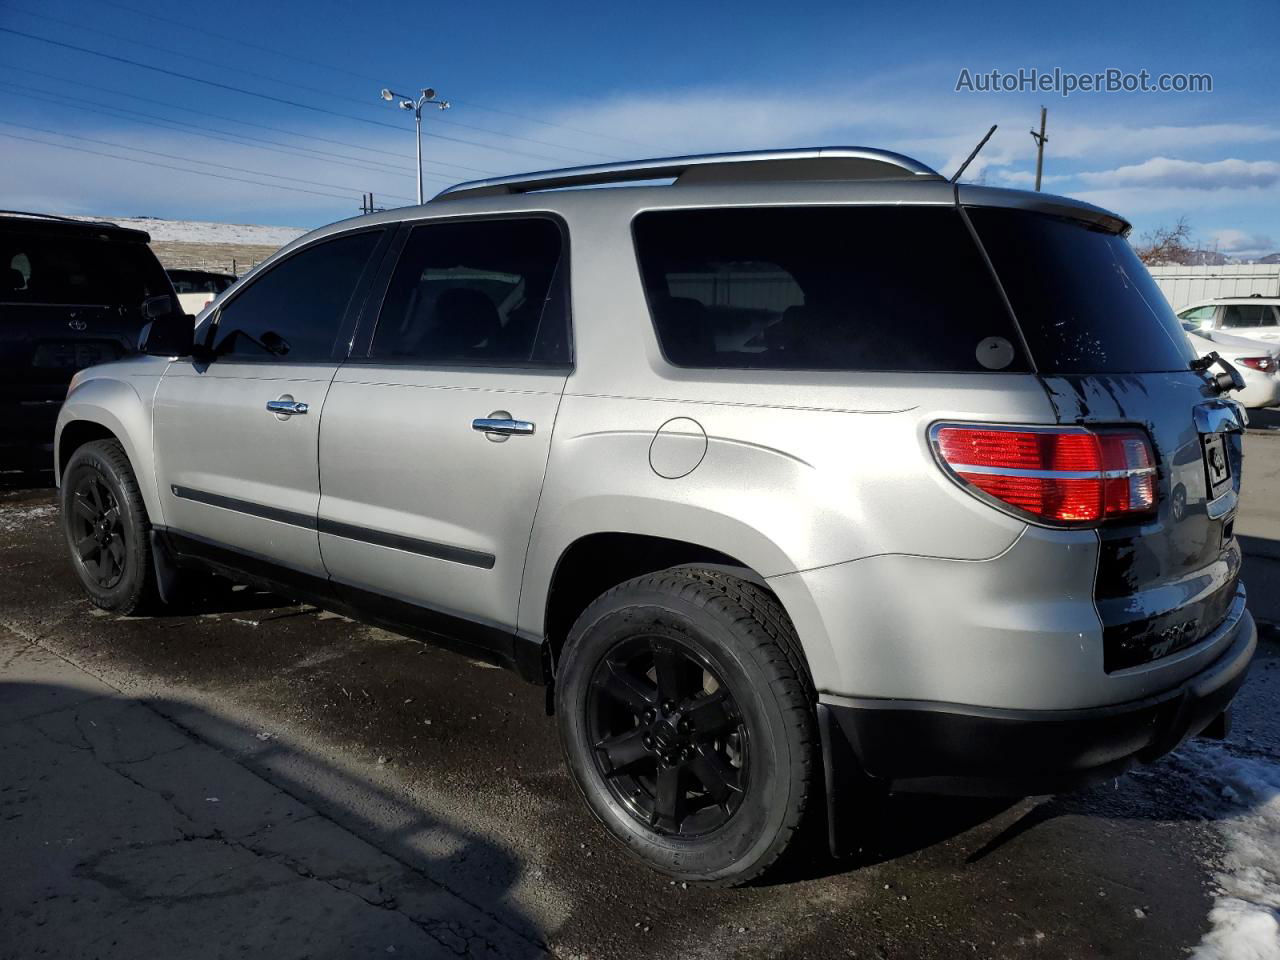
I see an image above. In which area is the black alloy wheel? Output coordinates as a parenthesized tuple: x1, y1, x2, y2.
(60, 438, 159, 614)
(68, 472, 126, 589)
(557, 567, 816, 885)
(587, 634, 749, 837)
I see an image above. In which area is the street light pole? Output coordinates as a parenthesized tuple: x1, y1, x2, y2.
(381, 87, 450, 205)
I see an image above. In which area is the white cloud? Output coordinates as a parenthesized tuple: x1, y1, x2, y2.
(1078, 157, 1280, 191)
(1043, 123, 1280, 160)
(1209, 228, 1276, 258)
(3, 76, 1278, 233)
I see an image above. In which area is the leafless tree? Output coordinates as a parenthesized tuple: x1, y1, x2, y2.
(1134, 217, 1197, 265)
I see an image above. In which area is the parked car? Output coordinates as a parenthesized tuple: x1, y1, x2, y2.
(1184, 325, 1280, 409)
(1, 211, 175, 472)
(167, 268, 236, 317)
(53, 148, 1255, 885)
(1178, 295, 1280, 341)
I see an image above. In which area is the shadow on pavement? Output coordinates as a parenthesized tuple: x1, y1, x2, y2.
(0, 466, 55, 494)
(0, 673, 549, 959)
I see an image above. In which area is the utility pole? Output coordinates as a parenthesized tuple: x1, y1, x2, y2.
(380, 87, 450, 205)
(1030, 106, 1048, 192)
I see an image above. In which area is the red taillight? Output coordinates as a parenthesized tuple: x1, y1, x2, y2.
(1235, 356, 1276, 373)
(933, 425, 1157, 525)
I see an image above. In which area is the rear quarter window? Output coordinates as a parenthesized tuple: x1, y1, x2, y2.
(2, 234, 169, 309)
(968, 208, 1196, 374)
(632, 206, 1030, 373)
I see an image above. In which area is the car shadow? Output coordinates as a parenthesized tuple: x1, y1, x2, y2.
(0, 678, 549, 957)
(157, 572, 307, 618)
(0, 467, 55, 493)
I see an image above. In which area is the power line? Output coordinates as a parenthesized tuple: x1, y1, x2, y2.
(0, 26, 580, 165)
(1, 4, 625, 161)
(0, 130, 360, 202)
(0, 64, 500, 177)
(84, 0, 653, 152)
(0, 78, 449, 181)
(0, 119, 417, 203)
(0, 81, 453, 184)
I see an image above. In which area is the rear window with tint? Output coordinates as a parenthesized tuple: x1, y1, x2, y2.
(968, 208, 1196, 374)
(2, 234, 169, 308)
(632, 207, 1030, 372)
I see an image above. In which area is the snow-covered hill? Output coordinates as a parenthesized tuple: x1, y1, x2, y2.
(65, 215, 307, 247)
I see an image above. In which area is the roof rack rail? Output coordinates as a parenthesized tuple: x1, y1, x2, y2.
(0, 209, 119, 227)
(434, 146, 940, 201)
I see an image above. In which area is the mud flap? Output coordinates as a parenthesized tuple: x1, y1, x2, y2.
(149, 529, 181, 605)
(817, 703, 882, 858)
(1198, 708, 1232, 742)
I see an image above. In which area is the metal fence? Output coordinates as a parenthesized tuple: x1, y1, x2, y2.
(1149, 264, 1280, 310)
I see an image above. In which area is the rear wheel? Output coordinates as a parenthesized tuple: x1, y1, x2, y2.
(556, 567, 815, 885)
(60, 439, 159, 614)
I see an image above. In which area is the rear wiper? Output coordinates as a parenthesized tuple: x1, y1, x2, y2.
(1192, 351, 1246, 395)
(1189, 352, 1218, 373)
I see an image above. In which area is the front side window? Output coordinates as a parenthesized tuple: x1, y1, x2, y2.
(633, 206, 1030, 372)
(211, 230, 381, 362)
(1178, 305, 1216, 323)
(369, 217, 568, 366)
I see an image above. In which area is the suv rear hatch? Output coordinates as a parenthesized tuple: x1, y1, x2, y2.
(966, 201, 1244, 673)
(1, 218, 171, 457)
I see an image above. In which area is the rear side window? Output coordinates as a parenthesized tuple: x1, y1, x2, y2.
(212, 230, 381, 362)
(1, 234, 168, 308)
(169, 271, 234, 295)
(969, 208, 1196, 374)
(633, 207, 1029, 372)
(369, 217, 569, 366)
(1221, 304, 1279, 329)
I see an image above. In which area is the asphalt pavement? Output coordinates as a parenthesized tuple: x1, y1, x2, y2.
(1, 429, 1278, 960)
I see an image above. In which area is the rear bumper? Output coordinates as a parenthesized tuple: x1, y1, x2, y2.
(820, 600, 1255, 799)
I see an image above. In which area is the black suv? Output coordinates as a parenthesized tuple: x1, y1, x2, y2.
(1, 212, 174, 472)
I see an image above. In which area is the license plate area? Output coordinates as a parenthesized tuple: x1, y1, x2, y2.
(1202, 433, 1232, 501)
(31, 340, 120, 369)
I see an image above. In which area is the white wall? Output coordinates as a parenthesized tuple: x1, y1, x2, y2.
(1149, 264, 1280, 310)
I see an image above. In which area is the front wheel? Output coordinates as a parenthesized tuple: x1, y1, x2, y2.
(60, 438, 159, 614)
(556, 568, 816, 885)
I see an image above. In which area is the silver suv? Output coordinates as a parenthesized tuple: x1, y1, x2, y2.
(55, 148, 1256, 885)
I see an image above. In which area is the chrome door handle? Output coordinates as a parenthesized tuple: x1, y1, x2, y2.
(266, 399, 309, 416)
(472, 416, 535, 436)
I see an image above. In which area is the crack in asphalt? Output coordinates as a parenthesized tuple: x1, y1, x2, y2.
(5, 623, 549, 959)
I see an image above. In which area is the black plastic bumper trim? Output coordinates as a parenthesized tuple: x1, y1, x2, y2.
(819, 607, 1255, 798)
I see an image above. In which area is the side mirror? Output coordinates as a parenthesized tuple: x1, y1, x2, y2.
(139, 297, 195, 357)
(141, 294, 178, 320)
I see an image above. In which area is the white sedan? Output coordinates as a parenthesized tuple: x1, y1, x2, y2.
(1185, 325, 1280, 409)
(167, 269, 236, 317)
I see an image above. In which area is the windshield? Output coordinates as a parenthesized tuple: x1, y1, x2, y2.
(968, 208, 1196, 374)
(3, 234, 170, 308)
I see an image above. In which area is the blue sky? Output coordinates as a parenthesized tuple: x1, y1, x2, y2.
(1, 0, 1277, 256)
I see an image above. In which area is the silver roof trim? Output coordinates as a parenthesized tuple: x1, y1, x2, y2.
(434, 146, 941, 200)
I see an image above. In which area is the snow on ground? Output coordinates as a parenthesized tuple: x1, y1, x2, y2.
(1172, 741, 1280, 960)
(63, 215, 306, 247)
(0, 503, 57, 534)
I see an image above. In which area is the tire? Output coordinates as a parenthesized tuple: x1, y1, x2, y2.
(556, 566, 816, 885)
(60, 438, 160, 615)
